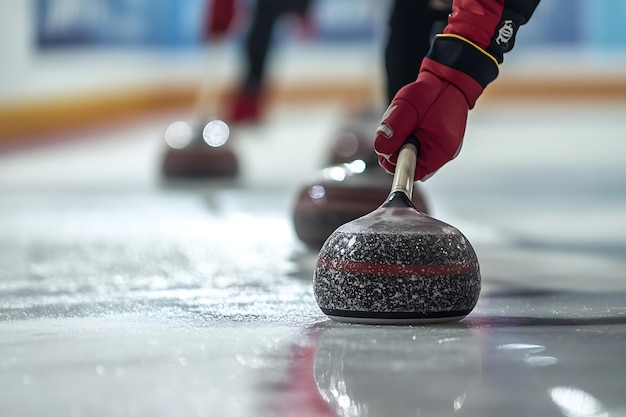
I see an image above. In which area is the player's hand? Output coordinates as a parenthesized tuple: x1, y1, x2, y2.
(374, 70, 469, 181)
(374, 0, 540, 181)
(375, 32, 501, 181)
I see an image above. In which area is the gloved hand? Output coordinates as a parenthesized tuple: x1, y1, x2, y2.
(205, 0, 236, 39)
(375, 69, 469, 181)
(375, 0, 541, 181)
(375, 34, 499, 181)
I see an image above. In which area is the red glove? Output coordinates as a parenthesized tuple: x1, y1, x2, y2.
(374, 35, 498, 181)
(375, 0, 540, 181)
(375, 35, 498, 181)
(204, 0, 236, 39)
(375, 66, 471, 181)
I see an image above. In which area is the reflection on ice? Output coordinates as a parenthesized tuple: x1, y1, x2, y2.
(524, 355, 558, 367)
(321, 160, 367, 182)
(313, 325, 481, 417)
(550, 386, 608, 417)
(322, 166, 347, 182)
(202, 120, 230, 147)
(496, 343, 545, 353)
(164, 121, 193, 149)
(308, 184, 326, 200)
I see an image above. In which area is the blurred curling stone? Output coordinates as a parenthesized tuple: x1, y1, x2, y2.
(292, 152, 429, 247)
(293, 107, 429, 247)
(326, 106, 382, 166)
(161, 119, 239, 178)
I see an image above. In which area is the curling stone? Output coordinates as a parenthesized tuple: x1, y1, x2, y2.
(326, 122, 375, 166)
(161, 119, 238, 178)
(292, 151, 428, 248)
(326, 107, 382, 166)
(313, 136, 481, 324)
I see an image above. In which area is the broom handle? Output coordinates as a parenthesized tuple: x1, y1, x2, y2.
(195, 42, 224, 120)
(390, 135, 420, 199)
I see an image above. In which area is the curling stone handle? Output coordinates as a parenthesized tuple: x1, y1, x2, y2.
(390, 135, 420, 199)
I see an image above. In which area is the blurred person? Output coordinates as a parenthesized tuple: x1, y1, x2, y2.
(204, 0, 540, 180)
(206, 0, 313, 123)
(208, 0, 447, 126)
(161, 0, 312, 179)
(200, 0, 542, 246)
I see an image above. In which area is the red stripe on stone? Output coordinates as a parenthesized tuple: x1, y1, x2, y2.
(316, 257, 478, 276)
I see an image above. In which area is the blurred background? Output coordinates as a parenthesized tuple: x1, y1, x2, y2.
(1, 0, 626, 144)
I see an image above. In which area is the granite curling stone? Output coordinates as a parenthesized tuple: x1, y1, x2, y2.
(162, 119, 238, 178)
(313, 138, 481, 324)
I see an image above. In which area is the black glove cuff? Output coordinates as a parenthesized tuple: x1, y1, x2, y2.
(426, 34, 499, 90)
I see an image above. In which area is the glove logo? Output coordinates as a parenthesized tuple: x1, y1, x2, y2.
(381, 104, 397, 122)
(495, 20, 514, 46)
(377, 104, 397, 139)
(376, 123, 393, 139)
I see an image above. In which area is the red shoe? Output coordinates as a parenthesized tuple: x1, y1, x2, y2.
(229, 87, 263, 124)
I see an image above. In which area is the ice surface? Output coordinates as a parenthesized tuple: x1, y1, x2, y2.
(1, 103, 626, 416)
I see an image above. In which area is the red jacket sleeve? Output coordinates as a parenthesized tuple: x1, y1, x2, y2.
(421, 0, 541, 107)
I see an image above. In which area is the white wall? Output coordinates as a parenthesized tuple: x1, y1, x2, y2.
(0, 0, 34, 101)
(2, 0, 625, 106)
(0, 0, 381, 106)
